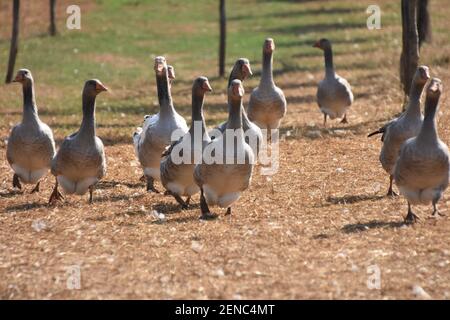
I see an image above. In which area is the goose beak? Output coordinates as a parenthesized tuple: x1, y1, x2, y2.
(419, 66, 430, 81)
(96, 82, 108, 92)
(12, 73, 22, 83)
(242, 63, 253, 78)
(313, 41, 321, 48)
(203, 81, 213, 92)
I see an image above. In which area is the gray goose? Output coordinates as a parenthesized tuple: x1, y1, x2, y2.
(49, 79, 108, 204)
(7, 69, 56, 193)
(160, 77, 213, 208)
(248, 38, 287, 131)
(368, 66, 430, 196)
(394, 78, 449, 223)
(313, 38, 353, 126)
(194, 79, 255, 219)
(133, 57, 188, 193)
(213, 58, 263, 158)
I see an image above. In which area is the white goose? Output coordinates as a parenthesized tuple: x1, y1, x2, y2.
(160, 76, 212, 208)
(49, 79, 108, 204)
(133, 57, 188, 192)
(313, 38, 353, 126)
(213, 58, 262, 158)
(6, 69, 56, 193)
(194, 79, 254, 219)
(248, 38, 287, 131)
(394, 78, 449, 223)
(368, 66, 430, 196)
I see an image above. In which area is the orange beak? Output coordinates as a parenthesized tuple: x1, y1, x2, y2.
(96, 82, 108, 92)
(12, 73, 23, 82)
(203, 81, 213, 92)
(313, 41, 321, 48)
(242, 63, 253, 78)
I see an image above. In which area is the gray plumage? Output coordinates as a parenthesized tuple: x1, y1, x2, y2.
(7, 69, 55, 186)
(160, 77, 212, 199)
(314, 38, 353, 124)
(50, 79, 107, 197)
(248, 38, 287, 130)
(394, 78, 449, 222)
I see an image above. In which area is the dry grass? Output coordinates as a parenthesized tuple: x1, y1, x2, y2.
(1, 0, 450, 300)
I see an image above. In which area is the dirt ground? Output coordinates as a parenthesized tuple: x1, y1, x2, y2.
(1, 1, 450, 300)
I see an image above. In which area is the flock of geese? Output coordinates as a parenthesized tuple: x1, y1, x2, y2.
(4, 37, 449, 223)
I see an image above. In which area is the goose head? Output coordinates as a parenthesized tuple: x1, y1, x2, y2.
(83, 79, 108, 97)
(426, 78, 442, 99)
(12, 69, 33, 86)
(263, 38, 275, 54)
(167, 65, 175, 80)
(233, 58, 253, 81)
(313, 38, 332, 51)
(415, 65, 431, 85)
(154, 56, 167, 76)
(229, 79, 245, 101)
(193, 76, 213, 95)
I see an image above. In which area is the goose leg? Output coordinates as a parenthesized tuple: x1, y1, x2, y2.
(323, 114, 327, 127)
(146, 176, 160, 193)
(168, 191, 187, 209)
(432, 200, 445, 217)
(387, 175, 398, 197)
(48, 179, 64, 205)
(405, 202, 420, 224)
(31, 181, 40, 194)
(88, 185, 94, 204)
(200, 188, 216, 220)
(139, 175, 146, 182)
(12, 174, 22, 190)
(185, 196, 191, 206)
(340, 113, 348, 124)
(225, 207, 231, 215)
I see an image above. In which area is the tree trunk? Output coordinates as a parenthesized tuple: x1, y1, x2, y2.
(219, 0, 226, 77)
(417, 0, 431, 47)
(49, 0, 57, 36)
(400, 0, 419, 98)
(5, 0, 20, 84)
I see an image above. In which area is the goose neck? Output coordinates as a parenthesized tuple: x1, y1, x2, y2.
(22, 81, 39, 124)
(404, 81, 425, 118)
(227, 98, 243, 130)
(79, 93, 97, 138)
(156, 72, 175, 116)
(324, 47, 335, 78)
(261, 50, 274, 88)
(189, 91, 207, 137)
(417, 99, 438, 144)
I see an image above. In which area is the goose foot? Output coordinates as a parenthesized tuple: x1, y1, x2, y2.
(88, 185, 94, 204)
(146, 177, 160, 193)
(168, 191, 188, 209)
(139, 175, 146, 182)
(387, 175, 398, 197)
(404, 204, 420, 224)
(31, 181, 40, 194)
(340, 114, 348, 124)
(13, 174, 22, 190)
(48, 180, 64, 205)
(199, 188, 217, 220)
(225, 207, 231, 215)
(323, 114, 327, 127)
(163, 190, 171, 196)
(432, 203, 445, 217)
(185, 196, 191, 206)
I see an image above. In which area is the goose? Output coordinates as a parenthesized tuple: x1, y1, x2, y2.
(394, 78, 449, 223)
(194, 79, 254, 219)
(248, 38, 287, 131)
(313, 38, 353, 126)
(49, 79, 108, 204)
(368, 66, 430, 196)
(6, 69, 56, 193)
(160, 76, 213, 208)
(133, 57, 188, 192)
(213, 59, 262, 158)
